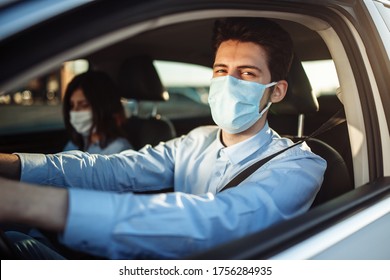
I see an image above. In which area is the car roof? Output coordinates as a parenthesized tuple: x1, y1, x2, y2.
(0, 0, 91, 41)
(0, 0, 333, 91)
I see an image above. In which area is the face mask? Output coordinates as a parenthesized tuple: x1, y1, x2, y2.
(208, 75, 277, 134)
(69, 110, 93, 136)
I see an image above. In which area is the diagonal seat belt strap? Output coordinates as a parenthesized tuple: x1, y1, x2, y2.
(219, 109, 346, 192)
(219, 140, 302, 192)
(308, 109, 346, 139)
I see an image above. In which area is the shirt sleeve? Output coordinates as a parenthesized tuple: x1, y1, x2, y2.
(60, 150, 326, 259)
(16, 138, 179, 192)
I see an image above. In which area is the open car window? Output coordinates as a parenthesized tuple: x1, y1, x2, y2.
(0, 0, 389, 266)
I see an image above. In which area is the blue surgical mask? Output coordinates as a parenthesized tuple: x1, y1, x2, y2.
(208, 75, 276, 134)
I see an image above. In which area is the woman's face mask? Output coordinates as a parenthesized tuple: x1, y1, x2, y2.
(69, 110, 93, 136)
(208, 75, 276, 134)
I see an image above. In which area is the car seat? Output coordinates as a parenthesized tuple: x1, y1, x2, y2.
(117, 55, 176, 150)
(269, 55, 354, 208)
(308, 92, 354, 184)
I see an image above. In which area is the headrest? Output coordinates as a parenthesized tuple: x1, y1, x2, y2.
(270, 55, 318, 115)
(117, 55, 168, 101)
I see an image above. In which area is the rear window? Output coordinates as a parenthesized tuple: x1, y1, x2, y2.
(0, 60, 88, 135)
(123, 60, 212, 119)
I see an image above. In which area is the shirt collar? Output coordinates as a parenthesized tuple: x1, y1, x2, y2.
(216, 122, 273, 165)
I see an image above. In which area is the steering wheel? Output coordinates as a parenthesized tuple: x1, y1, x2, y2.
(0, 228, 18, 259)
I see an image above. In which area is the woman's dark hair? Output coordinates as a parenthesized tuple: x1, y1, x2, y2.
(63, 70, 126, 150)
(212, 17, 294, 81)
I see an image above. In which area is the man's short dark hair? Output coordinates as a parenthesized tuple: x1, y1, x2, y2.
(212, 17, 294, 81)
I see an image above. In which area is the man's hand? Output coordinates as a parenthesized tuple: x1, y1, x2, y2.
(0, 154, 21, 180)
(0, 177, 68, 232)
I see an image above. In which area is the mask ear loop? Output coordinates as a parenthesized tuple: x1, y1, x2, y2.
(259, 101, 272, 116)
(259, 81, 278, 116)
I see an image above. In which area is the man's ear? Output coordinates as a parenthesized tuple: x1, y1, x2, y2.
(270, 80, 288, 103)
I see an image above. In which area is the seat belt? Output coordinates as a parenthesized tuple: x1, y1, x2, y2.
(219, 109, 346, 192)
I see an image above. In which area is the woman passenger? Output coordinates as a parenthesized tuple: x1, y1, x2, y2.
(62, 71, 132, 154)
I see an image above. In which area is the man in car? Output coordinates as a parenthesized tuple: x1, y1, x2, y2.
(0, 17, 326, 259)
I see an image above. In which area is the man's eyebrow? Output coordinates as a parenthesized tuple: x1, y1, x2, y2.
(212, 64, 262, 72)
(237, 65, 262, 72)
(213, 63, 227, 68)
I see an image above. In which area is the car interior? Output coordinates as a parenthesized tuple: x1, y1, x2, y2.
(0, 16, 355, 207)
(117, 55, 177, 150)
(3, 2, 380, 259)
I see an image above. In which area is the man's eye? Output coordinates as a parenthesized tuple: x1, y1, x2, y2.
(214, 69, 226, 73)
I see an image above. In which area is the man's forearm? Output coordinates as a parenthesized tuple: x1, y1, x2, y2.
(0, 177, 68, 232)
(0, 153, 21, 180)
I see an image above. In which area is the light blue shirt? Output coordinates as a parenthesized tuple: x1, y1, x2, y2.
(17, 123, 326, 259)
(63, 137, 133, 155)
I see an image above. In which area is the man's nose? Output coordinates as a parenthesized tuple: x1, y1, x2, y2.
(226, 70, 241, 80)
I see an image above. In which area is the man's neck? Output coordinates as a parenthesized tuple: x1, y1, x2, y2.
(221, 118, 267, 147)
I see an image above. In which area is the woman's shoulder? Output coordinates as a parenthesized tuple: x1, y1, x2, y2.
(87, 137, 133, 155)
(108, 137, 133, 151)
(63, 141, 78, 152)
